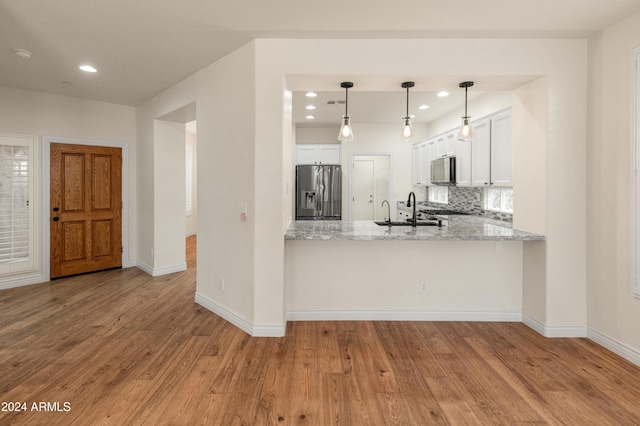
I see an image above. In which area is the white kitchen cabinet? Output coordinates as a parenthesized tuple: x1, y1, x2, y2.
(470, 109, 512, 187)
(411, 140, 429, 185)
(412, 143, 422, 185)
(421, 141, 432, 184)
(427, 140, 437, 185)
(445, 131, 457, 156)
(455, 138, 472, 186)
(489, 110, 513, 187)
(295, 144, 341, 165)
(435, 131, 456, 158)
(471, 117, 492, 186)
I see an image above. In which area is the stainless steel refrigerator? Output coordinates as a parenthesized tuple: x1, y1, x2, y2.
(296, 165, 342, 220)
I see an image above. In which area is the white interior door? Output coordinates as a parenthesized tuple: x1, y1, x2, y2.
(353, 160, 375, 220)
(351, 154, 391, 221)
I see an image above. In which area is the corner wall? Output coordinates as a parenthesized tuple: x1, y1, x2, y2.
(587, 11, 640, 361)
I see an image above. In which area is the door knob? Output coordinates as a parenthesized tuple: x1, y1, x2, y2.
(53, 207, 59, 212)
(53, 217, 59, 222)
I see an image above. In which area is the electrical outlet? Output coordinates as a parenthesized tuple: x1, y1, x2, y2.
(219, 278, 225, 291)
(419, 281, 428, 293)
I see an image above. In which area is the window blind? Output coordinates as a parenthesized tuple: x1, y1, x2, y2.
(0, 145, 29, 263)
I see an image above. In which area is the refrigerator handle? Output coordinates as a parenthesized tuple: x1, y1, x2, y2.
(316, 167, 323, 216)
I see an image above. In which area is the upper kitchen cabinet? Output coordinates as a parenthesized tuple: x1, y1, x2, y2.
(471, 117, 492, 186)
(489, 110, 513, 187)
(295, 144, 341, 165)
(412, 140, 429, 185)
(435, 132, 456, 158)
(455, 138, 472, 187)
(471, 109, 512, 187)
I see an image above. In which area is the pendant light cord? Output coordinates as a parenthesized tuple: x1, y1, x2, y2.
(464, 86, 468, 118)
(345, 86, 349, 116)
(405, 85, 409, 118)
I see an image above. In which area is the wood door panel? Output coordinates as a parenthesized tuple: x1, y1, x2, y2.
(63, 153, 85, 212)
(92, 220, 113, 258)
(51, 143, 122, 278)
(63, 222, 85, 261)
(92, 155, 112, 210)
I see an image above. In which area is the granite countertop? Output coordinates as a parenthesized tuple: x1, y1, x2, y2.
(284, 216, 545, 241)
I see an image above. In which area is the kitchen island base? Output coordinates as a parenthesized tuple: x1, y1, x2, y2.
(285, 239, 525, 321)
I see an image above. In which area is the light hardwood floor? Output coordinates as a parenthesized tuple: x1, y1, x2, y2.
(1, 236, 640, 425)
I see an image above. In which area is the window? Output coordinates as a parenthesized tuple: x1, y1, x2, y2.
(428, 186, 449, 204)
(484, 187, 513, 213)
(186, 148, 193, 214)
(0, 134, 36, 276)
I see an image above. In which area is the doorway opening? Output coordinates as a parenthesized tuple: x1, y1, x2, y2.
(350, 154, 392, 221)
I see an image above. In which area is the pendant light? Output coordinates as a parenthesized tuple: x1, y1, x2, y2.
(458, 81, 474, 141)
(337, 82, 354, 143)
(401, 81, 415, 141)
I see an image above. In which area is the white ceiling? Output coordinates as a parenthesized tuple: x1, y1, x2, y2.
(2, 0, 639, 110)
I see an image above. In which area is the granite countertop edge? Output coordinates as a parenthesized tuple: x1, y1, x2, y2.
(284, 218, 545, 242)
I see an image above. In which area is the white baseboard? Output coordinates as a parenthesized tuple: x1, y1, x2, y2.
(123, 260, 137, 269)
(522, 314, 588, 338)
(136, 261, 187, 277)
(286, 309, 522, 322)
(0, 274, 46, 290)
(195, 292, 286, 337)
(588, 326, 640, 367)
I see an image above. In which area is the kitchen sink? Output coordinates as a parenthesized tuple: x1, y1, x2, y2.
(374, 221, 443, 227)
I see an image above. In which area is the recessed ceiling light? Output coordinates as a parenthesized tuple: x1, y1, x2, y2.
(305, 105, 316, 110)
(437, 91, 449, 97)
(79, 65, 97, 73)
(418, 105, 429, 110)
(13, 49, 32, 59)
(306, 115, 315, 119)
(305, 92, 317, 97)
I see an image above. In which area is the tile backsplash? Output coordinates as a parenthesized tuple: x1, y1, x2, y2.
(426, 186, 513, 222)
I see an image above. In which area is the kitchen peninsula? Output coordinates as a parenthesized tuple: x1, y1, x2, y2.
(284, 217, 545, 323)
(285, 216, 544, 241)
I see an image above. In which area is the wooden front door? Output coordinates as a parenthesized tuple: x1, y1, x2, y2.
(50, 143, 122, 278)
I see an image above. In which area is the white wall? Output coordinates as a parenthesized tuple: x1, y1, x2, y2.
(194, 43, 258, 327)
(0, 85, 136, 287)
(153, 120, 186, 272)
(295, 127, 339, 145)
(186, 129, 197, 236)
(587, 11, 640, 355)
(286, 240, 524, 317)
(135, 74, 197, 272)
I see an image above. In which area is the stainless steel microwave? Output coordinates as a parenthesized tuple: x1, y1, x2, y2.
(431, 156, 456, 185)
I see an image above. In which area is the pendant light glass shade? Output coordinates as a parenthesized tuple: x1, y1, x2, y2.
(401, 81, 415, 142)
(402, 117, 415, 140)
(458, 81, 474, 141)
(337, 82, 354, 142)
(459, 117, 472, 141)
(338, 115, 354, 143)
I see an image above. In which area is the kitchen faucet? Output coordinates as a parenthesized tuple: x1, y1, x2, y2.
(381, 200, 391, 225)
(406, 192, 417, 227)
